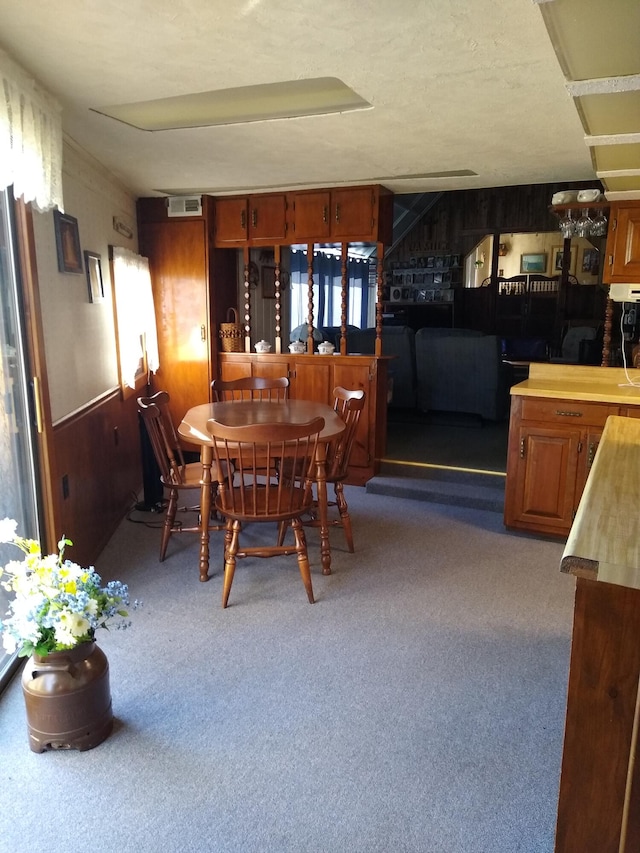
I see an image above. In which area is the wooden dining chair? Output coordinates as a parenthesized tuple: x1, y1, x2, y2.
(283, 386, 365, 552)
(207, 416, 324, 608)
(211, 376, 289, 402)
(137, 391, 224, 563)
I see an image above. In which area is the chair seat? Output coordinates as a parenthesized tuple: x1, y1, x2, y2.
(216, 484, 312, 522)
(162, 461, 224, 489)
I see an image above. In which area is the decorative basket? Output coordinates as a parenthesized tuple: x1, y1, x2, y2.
(219, 308, 243, 352)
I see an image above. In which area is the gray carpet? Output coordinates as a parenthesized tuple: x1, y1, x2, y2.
(0, 488, 573, 853)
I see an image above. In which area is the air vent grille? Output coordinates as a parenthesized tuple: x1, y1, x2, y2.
(167, 195, 203, 217)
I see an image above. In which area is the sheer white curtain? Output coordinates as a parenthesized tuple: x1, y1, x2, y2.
(111, 247, 160, 389)
(0, 49, 63, 213)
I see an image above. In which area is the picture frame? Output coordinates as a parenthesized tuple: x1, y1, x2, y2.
(53, 210, 83, 274)
(84, 251, 104, 303)
(581, 247, 600, 275)
(261, 266, 290, 298)
(552, 245, 576, 275)
(520, 253, 547, 274)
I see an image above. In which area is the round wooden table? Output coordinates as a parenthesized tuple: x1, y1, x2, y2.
(178, 400, 346, 582)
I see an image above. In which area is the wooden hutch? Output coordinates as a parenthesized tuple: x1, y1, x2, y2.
(137, 185, 394, 485)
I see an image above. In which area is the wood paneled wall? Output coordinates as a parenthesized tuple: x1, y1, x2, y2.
(391, 181, 602, 261)
(52, 390, 142, 569)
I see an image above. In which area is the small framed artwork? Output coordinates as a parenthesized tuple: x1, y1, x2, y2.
(581, 247, 600, 275)
(261, 266, 290, 298)
(520, 253, 547, 274)
(53, 210, 83, 274)
(84, 251, 104, 303)
(552, 245, 576, 274)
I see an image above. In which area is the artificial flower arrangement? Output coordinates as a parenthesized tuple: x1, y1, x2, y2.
(0, 517, 133, 658)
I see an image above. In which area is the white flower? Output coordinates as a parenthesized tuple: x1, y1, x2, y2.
(0, 518, 18, 544)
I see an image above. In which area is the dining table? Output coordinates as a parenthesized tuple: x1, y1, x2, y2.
(178, 399, 346, 583)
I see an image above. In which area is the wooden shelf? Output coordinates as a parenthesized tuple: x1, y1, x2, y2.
(550, 202, 610, 213)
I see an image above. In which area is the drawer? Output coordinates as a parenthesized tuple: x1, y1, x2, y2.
(521, 398, 619, 427)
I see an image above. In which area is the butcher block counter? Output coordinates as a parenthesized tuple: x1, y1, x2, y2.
(505, 364, 640, 537)
(555, 415, 640, 853)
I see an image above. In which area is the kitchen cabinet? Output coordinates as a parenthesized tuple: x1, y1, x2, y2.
(137, 196, 238, 430)
(504, 394, 618, 537)
(288, 190, 332, 241)
(604, 200, 640, 283)
(218, 352, 389, 484)
(214, 193, 288, 245)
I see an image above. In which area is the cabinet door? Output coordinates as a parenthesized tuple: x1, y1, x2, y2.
(289, 191, 331, 240)
(333, 361, 372, 470)
(140, 219, 211, 428)
(219, 357, 252, 382)
(291, 359, 332, 402)
(214, 197, 248, 244)
(574, 426, 603, 505)
(248, 194, 287, 242)
(252, 357, 292, 382)
(508, 425, 581, 533)
(607, 203, 640, 281)
(331, 186, 375, 239)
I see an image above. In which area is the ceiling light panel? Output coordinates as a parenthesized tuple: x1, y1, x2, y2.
(593, 142, 640, 172)
(92, 77, 371, 131)
(540, 0, 640, 81)
(577, 91, 640, 136)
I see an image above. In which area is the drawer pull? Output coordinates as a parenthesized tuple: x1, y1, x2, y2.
(555, 410, 583, 417)
(587, 442, 598, 467)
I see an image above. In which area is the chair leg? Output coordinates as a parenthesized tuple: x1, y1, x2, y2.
(277, 520, 288, 547)
(334, 482, 354, 552)
(222, 520, 240, 609)
(160, 488, 178, 561)
(292, 518, 314, 604)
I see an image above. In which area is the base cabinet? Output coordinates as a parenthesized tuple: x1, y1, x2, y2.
(504, 395, 618, 537)
(218, 352, 388, 484)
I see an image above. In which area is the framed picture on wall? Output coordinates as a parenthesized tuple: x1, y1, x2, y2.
(53, 210, 83, 274)
(84, 251, 104, 303)
(520, 253, 547, 274)
(552, 245, 576, 275)
(581, 247, 600, 275)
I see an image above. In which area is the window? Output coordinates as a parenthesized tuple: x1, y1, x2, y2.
(289, 245, 375, 333)
(109, 246, 159, 397)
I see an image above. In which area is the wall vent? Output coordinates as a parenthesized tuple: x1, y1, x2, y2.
(166, 195, 203, 217)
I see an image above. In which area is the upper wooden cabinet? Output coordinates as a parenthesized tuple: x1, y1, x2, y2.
(604, 201, 640, 283)
(214, 184, 393, 247)
(214, 193, 288, 246)
(288, 190, 332, 240)
(288, 185, 393, 244)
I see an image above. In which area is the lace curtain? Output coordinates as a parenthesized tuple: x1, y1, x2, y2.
(0, 49, 63, 212)
(111, 247, 160, 389)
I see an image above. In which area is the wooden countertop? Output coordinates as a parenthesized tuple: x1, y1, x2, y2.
(561, 415, 640, 589)
(511, 363, 640, 405)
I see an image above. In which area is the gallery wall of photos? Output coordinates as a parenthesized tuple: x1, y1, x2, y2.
(385, 254, 461, 303)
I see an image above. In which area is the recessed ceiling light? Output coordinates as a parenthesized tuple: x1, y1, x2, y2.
(91, 77, 372, 131)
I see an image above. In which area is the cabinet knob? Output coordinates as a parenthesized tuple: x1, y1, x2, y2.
(240, 210, 246, 230)
(520, 438, 525, 458)
(322, 205, 328, 223)
(251, 209, 257, 229)
(335, 203, 340, 223)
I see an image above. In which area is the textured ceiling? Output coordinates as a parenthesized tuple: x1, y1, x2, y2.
(0, 0, 635, 199)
